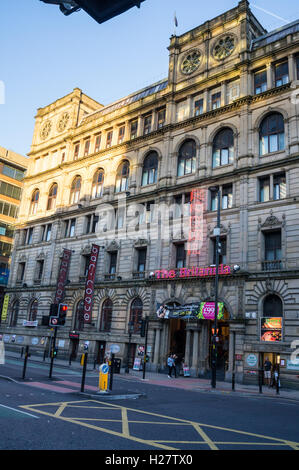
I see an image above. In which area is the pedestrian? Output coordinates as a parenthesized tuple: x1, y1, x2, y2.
(173, 354, 180, 377)
(167, 354, 176, 378)
(264, 356, 272, 387)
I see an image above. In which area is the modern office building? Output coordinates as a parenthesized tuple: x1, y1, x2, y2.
(0, 146, 28, 316)
(2, 0, 299, 386)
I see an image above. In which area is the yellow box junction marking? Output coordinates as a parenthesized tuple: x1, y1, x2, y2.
(20, 399, 299, 451)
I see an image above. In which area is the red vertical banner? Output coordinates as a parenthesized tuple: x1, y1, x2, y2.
(54, 249, 72, 304)
(187, 188, 206, 255)
(83, 244, 100, 324)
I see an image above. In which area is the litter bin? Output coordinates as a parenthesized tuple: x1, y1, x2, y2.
(113, 358, 121, 374)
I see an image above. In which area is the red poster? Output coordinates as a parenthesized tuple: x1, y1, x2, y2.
(54, 249, 72, 304)
(83, 244, 100, 324)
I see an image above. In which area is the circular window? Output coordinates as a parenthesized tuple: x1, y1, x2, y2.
(181, 50, 201, 75)
(214, 36, 235, 60)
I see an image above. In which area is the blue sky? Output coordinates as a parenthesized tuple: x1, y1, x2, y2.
(1, 0, 298, 156)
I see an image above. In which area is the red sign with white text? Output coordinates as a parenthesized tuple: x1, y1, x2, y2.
(54, 249, 72, 304)
(83, 244, 100, 324)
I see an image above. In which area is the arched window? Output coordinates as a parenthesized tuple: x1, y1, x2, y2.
(212, 128, 234, 168)
(142, 152, 158, 186)
(99, 299, 113, 332)
(28, 299, 38, 321)
(10, 300, 19, 327)
(91, 169, 104, 199)
(261, 294, 283, 342)
(263, 294, 283, 317)
(129, 297, 143, 333)
(115, 160, 130, 193)
(47, 183, 58, 210)
(259, 113, 285, 155)
(177, 140, 196, 176)
(30, 189, 39, 215)
(74, 299, 84, 330)
(70, 176, 81, 204)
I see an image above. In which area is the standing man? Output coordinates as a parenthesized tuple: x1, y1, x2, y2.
(264, 356, 272, 387)
(167, 354, 176, 378)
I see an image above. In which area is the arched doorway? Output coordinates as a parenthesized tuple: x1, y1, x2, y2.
(167, 302, 186, 362)
(208, 305, 230, 371)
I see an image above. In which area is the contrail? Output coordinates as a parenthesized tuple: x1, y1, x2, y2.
(251, 3, 289, 24)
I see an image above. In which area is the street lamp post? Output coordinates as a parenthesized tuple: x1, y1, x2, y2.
(125, 321, 134, 373)
(211, 186, 221, 389)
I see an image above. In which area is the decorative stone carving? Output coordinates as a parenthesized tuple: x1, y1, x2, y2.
(40, 120, 52, 140)
(57, 112, 70, 132)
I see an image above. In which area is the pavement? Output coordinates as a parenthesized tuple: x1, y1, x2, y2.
(2, 349, 299, 402)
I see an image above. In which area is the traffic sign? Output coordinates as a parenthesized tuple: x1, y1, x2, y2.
(100, 363, 109, 374)
(109, 344, 120, 354)
(49, 316, 58, 326)
(99, 363, 109, 392)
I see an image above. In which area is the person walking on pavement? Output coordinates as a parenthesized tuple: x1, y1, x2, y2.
(264, 356, 272, 387)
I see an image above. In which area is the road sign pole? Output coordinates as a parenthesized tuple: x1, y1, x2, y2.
(49, 326, 57, 379)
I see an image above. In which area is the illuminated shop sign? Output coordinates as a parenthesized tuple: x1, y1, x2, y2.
(260, 317, 282, 342)
(156, 302, 224, 320)
(154, 264, 231, 279)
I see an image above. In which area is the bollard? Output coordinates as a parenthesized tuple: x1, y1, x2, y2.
(259, 368, 263, 394)
(22, 346, 29, 380)
(232, 371, 235, 391)
(81, 352, 88, 393)
(276, 371, 280, 395)
(109, 353, 115, 391)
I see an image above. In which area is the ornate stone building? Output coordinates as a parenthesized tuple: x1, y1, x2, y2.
(2, 1, 299, 386)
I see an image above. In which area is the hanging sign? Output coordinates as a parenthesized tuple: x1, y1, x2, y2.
(83, 244, 100, 324)
(1, 294, 9, 322)
(187, 188, 206, 256)
(197, 302, 224, 320)
(54, 249, 72, 304)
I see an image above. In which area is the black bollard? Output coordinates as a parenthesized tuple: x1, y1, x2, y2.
(276, 371, 280, 395)
(232, 371, 235, 391)
(109, 353, 115, 391)
(259, 368, 263, 394)
(22, 346, 29, 380)
(81, 352, 88, 393)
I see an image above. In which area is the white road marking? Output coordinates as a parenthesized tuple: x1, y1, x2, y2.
(0, 403, 39, 419)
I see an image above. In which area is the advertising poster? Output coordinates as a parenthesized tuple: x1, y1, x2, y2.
(197, 302, 224, 320)
(260, 317, 282, 342)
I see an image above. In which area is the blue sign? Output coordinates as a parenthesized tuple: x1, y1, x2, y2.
(100, 364, 109, 374)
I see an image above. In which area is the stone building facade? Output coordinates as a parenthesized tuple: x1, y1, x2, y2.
(2, 1, 299, 386)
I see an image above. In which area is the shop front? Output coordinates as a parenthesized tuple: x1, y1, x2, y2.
(154, 300, 232, 377)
